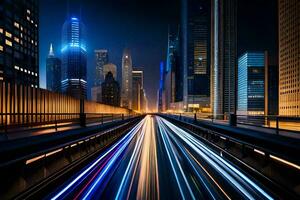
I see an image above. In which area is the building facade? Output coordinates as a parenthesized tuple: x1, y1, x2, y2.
(237, 52, 266, 116)
(181, 0, 211, 112)
(121, 48, 132, 109)
(165, 25, 182, 111)
(0, 0, 39, 87)
(101, 72, 120, 106)
(61, 16, 87, 99)
(279, 0, 300, 116)
(94, 49, 108, 86)
(211, 0, 237, 117)
(157, 62, 166, 112)
(46, 44, 61, 92)
(132, 68, 143, 112)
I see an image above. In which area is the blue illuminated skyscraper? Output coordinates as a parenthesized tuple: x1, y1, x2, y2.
(61, 17, 87, 99)
(237, 52, 267, 115)
(157, 61, 165, 112)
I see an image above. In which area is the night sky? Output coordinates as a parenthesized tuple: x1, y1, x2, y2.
(39, 0, 277, 110)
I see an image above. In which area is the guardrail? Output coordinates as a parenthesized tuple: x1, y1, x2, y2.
(159, 114, 300, 199)
(166, 112, 300, 133)
(0, 112, 138, 133)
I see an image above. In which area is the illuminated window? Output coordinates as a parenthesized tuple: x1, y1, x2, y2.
(5, 40, 12, 46)
(20, 26, 23, 31)
(20, 68, 23, 71)
(20, 33, 23, 38)
(35, 24, 38, 28)
(24, 69, 27, 73)
(31, 20, 34, 24)
(28, 70, 31, 74)
(27, 9, 31, 14)
(5, 31, 12, 38)
(31, 40, 34, 44)
(14, 65, 20, 70)
(31, 72, 34, 75)
(0, 28, 3, 34)
(14, 37, 19, 43)
(14, 22, 20, 28)
(0, 77, 3, 81)
(35, 73, 37, 76)
(26, 16, 30, 21)
(0, 45, 3, 51)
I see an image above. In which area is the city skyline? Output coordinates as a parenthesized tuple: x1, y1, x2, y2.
(1, 0, 300, 199)
(39, 0, 278, 111)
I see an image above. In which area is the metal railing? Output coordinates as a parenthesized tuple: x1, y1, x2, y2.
(165, 112, 300, 133)
(0, 112, 138, 133)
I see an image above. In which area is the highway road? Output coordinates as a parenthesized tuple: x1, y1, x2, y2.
(48, 115, 274, 200)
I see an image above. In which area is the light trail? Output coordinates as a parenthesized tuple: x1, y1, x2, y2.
(158, 116, 274, 200)
(50, 117, 146, 200)
(49, 115, 275, 200)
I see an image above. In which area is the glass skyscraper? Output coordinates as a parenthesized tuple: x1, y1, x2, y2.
(61, 17, 87, 99)
(181, 0, 211, 112)
(94, 49, 108, 86)
(0, 0, 39, 87)
(211, 0, 237, 117)
(166, 25, 182, 108)
(237, 52, 266, 115)
(121, 48, 132, 109)
(279, 0, 300, 116)
(46, 44, 61, 92)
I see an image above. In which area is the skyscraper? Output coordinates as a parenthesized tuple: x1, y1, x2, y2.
(46, 44, 61, 92)
(103, 63, 117, 80)
(0, 0, 39, 87)
(121, 48, 132, 109)
(165, 25, 182, 110)
(237, 52, 266, 116)
(101, 72, 120, 106)
(279, 0, 300, 116)
(94, 49, 108, 85)
(61, 17, 87, 99)
(211, 0, 237, 117)
(132, 68, 144, 112)
(91, 50, 108, 102)
(157, 62, 166, 112)
(181, 0, 211, 112)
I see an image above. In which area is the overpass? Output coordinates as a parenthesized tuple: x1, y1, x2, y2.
(0, 82, 299, 199)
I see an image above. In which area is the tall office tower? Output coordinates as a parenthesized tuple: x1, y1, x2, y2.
(0, 0, 39, 87)
(94, 49, 108, 85)
(157, 62, 166, 112)
(211, 0, 237, 117)
(181, 0, 211, 112)
(132, 68, 144, 112)
(121, 48, 132, 109)
(103, 63, 117, 80)
(279, 0, 300, 116)
(165, 25, 182, 110)
(46, 44, 61, 92)
(237, 52, 267, 116)
(101, 72, 120, 106)
(61, 16, 87, 99)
